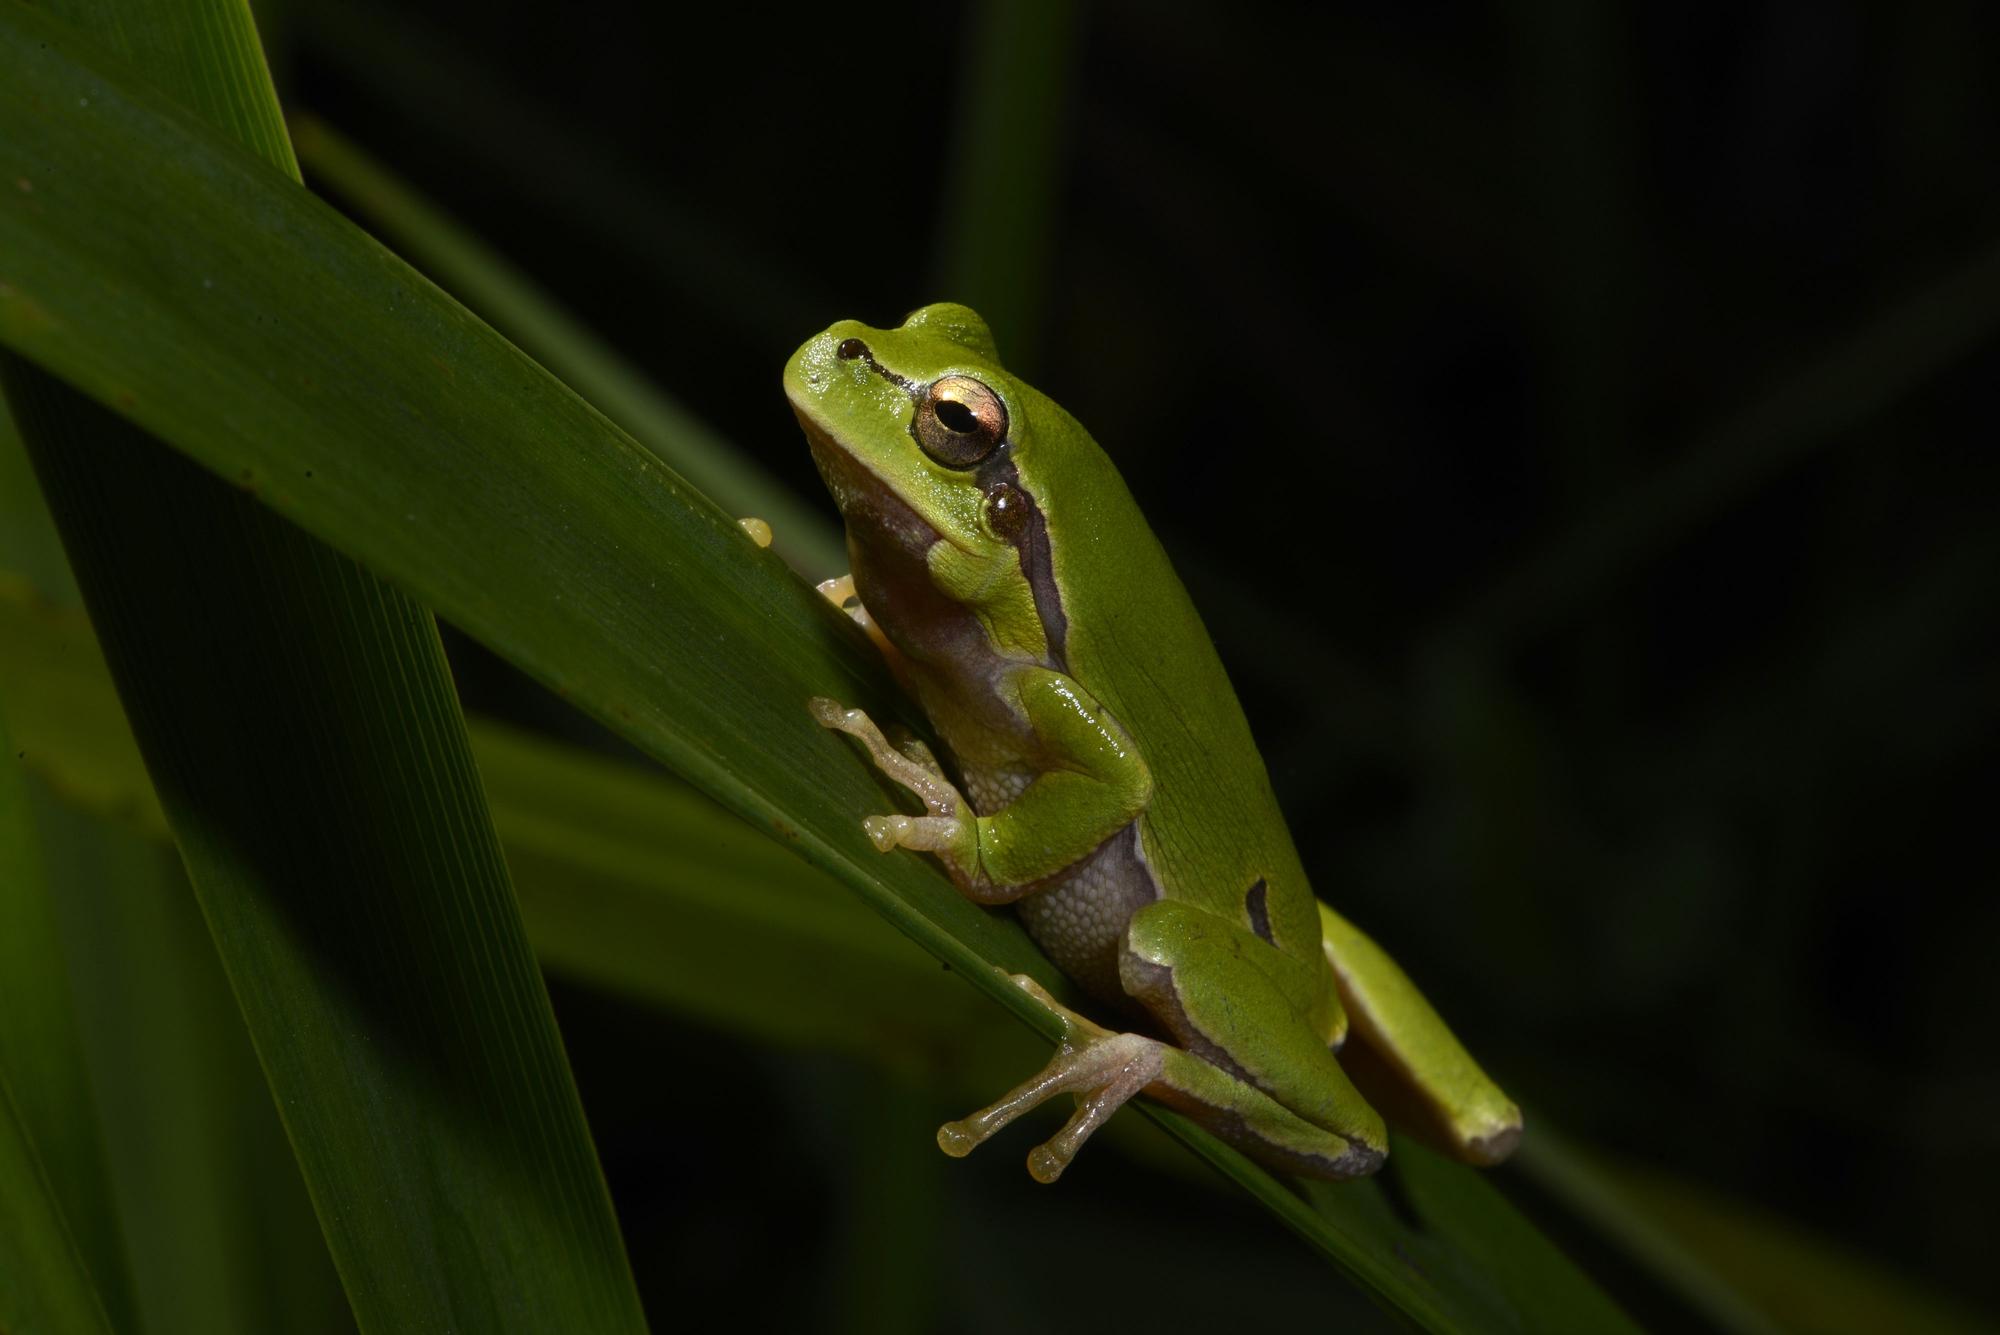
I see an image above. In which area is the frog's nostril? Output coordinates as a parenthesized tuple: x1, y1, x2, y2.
(836, 337, 870, 362)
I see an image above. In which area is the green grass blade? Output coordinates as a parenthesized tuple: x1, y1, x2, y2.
(0, 1072, 114, 1335)
(0, 0, 1058, 1012)
(0, 574, 167, 835)
(30, 790, 354, 1335)
(286, 0, 829, 350)
(0, 711, 126, 1334)
(0, 10, 1632, 1327)
(3, 1, 645, 1328)
(0, 579, 1015, 1074)
(0, 400, 80, 602)
(478, 719, 1017, 1069)
(1593, 1153, 1997, 1335)
(2, 574, 1653, 1334)
(932, 0, 1085, 369)
(1513, 1130, 1783, 1335)
(8, 383, 351, 1328)
(290, 115, 844, 577)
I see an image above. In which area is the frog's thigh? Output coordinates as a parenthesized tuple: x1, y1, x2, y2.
(1123, 900, 1386, 1172)
(1316, 903, 1523, 1166)
(1146, 1047, 1381, 1180)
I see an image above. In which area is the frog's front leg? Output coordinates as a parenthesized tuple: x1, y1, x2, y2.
(807, 696, 975, 873)
(811, 668, 1152, 900)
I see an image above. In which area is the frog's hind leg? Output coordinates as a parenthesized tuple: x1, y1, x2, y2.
(1120, 899, 1388, 1178)
(937, 975, 1167, 1184)
(1315, 902, 1523, 1166)
(939, 963, 1386, 1183)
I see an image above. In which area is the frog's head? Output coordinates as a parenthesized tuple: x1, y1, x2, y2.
(785, 303, 1017, 557)
(787, 304, 1065, 665)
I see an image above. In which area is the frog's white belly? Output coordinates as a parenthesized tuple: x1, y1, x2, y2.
(1012, 823, 1160, 1006)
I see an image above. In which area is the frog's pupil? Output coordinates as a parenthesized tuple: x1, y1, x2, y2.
(935, 399, 979, 433)
(835, 337, 869, 361)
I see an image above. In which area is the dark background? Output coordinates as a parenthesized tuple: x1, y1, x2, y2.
(264, 1, 1998, 1328)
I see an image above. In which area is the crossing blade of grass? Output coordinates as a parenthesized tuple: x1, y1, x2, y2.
(289, 116, 845, 578)
(1511, 1130, 1784, 1335)
(6, 568, 1667, 1333)
(1585, 1152, 1997, 1335)
(0, 8, 1634, 1328)
(1, 403, 80, 602)
(0, 704, 137, 1332)
(30, 788, 355, 1335)
(478, 720, 1023, 1074)
(2, 1, 645, 1329)
(288, 0, 831, 351)
(0, 1073, 113, 1335)
(0, 578, 1019, 1076)
(0, 713, 124, 1335)
(932, 0, 1084, 370)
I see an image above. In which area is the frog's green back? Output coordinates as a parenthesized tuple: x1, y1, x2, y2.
(1013, 382, 1322, 959)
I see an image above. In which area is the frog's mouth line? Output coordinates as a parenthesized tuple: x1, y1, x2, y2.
(790, 407, 945, 563)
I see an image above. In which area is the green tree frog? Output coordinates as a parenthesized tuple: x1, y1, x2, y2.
(787, 304, 1521, 1183)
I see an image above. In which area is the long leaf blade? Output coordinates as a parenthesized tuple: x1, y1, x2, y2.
(0, 711, 120, 1335)
(3, 2, 646, 1328)
(0, 10, 1633, 1328)
(0, 1076, 113, 1335)
(0, 692, 135, 1333)
(290, 115, 845, 576)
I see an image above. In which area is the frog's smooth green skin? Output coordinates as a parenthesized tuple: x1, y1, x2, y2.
(788, 304, 1521, 1183)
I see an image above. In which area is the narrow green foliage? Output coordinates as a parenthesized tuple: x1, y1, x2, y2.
(0, 7, 1635, 1327)
(0, 579, 1018, 1076)
(0, 714, 137, 1331)
(1, 1, 645, 1329)
(0, 1074, 114, 1335)
(291, 116, 845, 577)
(934, 0, 1085, 368)
(31, 794, 354, 1335)
(0, 714, 119, 1335)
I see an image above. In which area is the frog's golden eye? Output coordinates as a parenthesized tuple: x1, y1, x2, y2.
(916, 376, 1007, 469)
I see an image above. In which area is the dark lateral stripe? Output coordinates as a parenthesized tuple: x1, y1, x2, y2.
(977, 451, 1068, 667)
(1245, 878, 1273, 943)
(837, 339, 1067, 666)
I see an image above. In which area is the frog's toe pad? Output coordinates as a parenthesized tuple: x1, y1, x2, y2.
(937, 1031, 1165, 1184)
(860, 814, 904, 851)
(863, 813, 963, 853)
(807, 696, 858, 729)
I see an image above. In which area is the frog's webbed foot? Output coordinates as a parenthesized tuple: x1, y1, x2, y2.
(936, 975, 1166, 1184)
(810, 697, 976, 863)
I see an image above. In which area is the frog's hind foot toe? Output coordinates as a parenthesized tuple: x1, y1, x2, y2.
(937, 1030, 1165, 1184)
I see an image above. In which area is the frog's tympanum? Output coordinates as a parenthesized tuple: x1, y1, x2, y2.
(788, 305, 1521, 1183)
